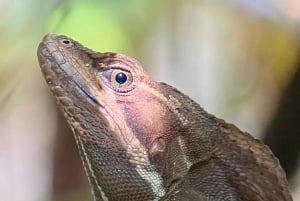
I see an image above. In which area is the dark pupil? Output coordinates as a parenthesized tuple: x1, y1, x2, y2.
(115, 72, 127, 84)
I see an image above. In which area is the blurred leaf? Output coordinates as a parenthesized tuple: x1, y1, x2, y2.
(47, 0, 132, 52)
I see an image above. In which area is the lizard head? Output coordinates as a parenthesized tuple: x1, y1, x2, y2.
(38, 33, 210, 200)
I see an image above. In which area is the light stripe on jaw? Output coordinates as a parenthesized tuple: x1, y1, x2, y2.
(178, 136, 193, 169)
(128, 143, 166, 200)
(135, 165, 166, 201)
(71, 116, 166, 200)
(71, 122, 109, 201)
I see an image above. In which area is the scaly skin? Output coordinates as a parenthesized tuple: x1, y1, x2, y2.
(38, 33, 293, 201)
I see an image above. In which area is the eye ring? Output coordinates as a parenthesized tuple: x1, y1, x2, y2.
(99, 68, 134, 93)
(111, 69, 133, 89)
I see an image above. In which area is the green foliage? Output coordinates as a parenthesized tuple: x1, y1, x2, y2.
(47, 0, 132, 52)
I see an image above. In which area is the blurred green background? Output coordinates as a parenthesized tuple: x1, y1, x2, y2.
(0, 0, 299, 200)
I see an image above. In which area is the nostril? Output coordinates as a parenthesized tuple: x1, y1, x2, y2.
(62, 39, 70, 45)
(59, 38, 73, 47)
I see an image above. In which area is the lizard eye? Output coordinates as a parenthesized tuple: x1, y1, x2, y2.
(102, 69, 133, 92)
(114, 71, 127, 84)
(111, 69, 132, 88)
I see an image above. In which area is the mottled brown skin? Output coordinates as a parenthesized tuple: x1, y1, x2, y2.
(38, 33, 293, 201)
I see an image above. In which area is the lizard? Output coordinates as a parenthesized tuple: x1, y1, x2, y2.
(37, 33, 293, 201)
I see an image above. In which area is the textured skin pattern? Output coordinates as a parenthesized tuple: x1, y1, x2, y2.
(38, 34, 293, 201)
